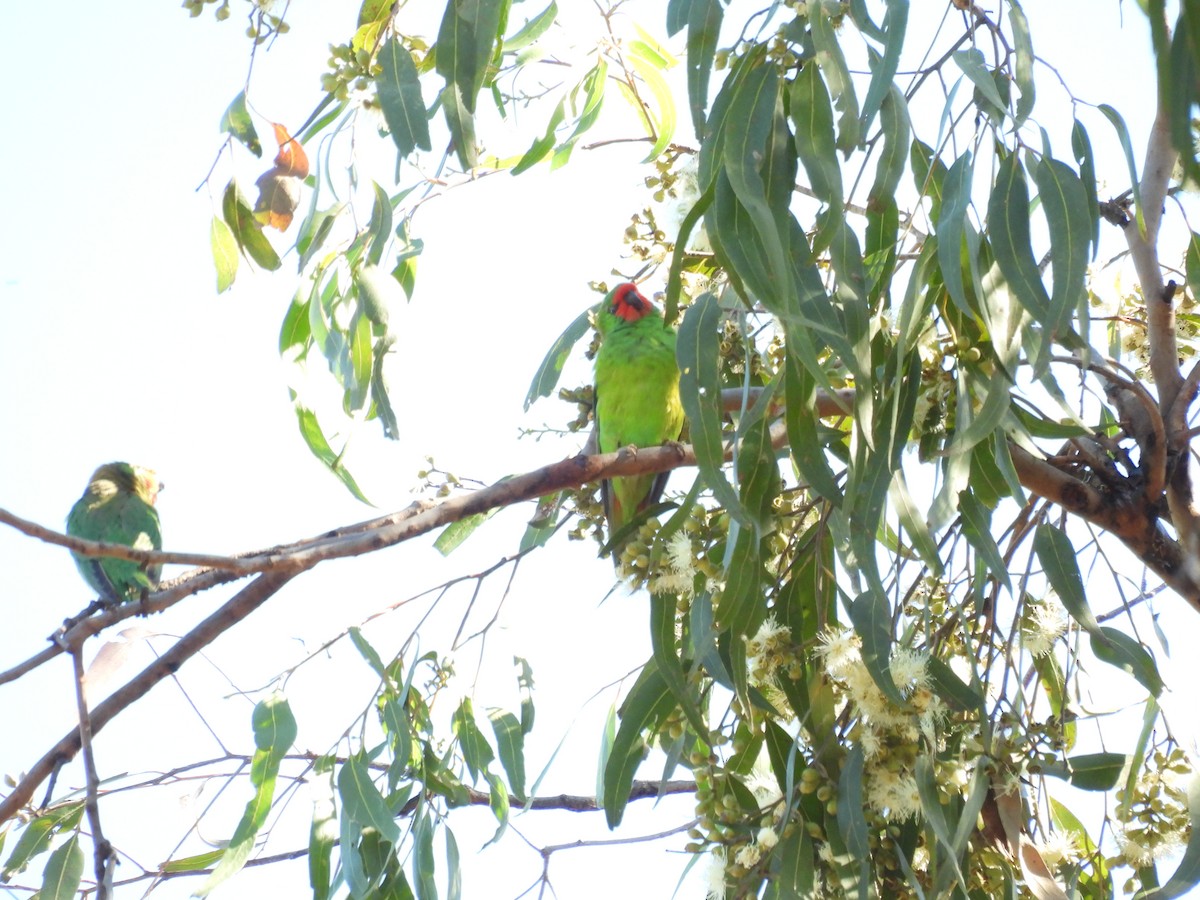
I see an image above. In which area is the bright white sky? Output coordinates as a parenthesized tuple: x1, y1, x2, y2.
(0, 1, 1195, 898)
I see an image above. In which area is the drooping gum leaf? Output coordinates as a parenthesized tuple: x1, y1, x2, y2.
(452, 697, 496, 782)
(848, 589, 904, 706)
(196, 694, 297, 896)
(988, 154, 1050, 322)
(685, 0, 722, 137)
(721, 64, 790, 308)
(810, 0, 860, 151)
(858, 0, 907, 134)
(677, 292, 747, 523)
(938, 152, 975, 315)
(1009, 0, 1036, 127)
(524, 305, 594, 410)
(650, 591, 710, 741)
(487, 708, 526, 799)
(628, 51, 676, 161)
(308, 757, 336, 900)
(1034, 157, 1090, 347)
(38, 833, 83, 900)
(1097, 103, 1144, 234)
(435, 0, 508, 115)
(210, 216, 239, 293)
(603, 660, 674, 828)
(952, 49, 1008, 115)
(790, 63, 842, 205)
(503, 1, 556, 51)
(338, 752, 402, 843)
(220, 90, 261, 156)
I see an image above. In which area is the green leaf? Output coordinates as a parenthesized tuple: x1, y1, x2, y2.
(504, 1, 557, 51)
(452, 697, 495, 783)
(889, 472, 941, 575)
(515, 657, 536, 736)
(371, 334, 400, 442)
(683, 0, 722, 137)
(603, 660, 674, 828)
(926, 656, 984, 713)
(1092, 626, 1164, 698)
(220, 90, 261, 156)
(1, 803, 82, 879)
(38, 832, 83, 900)
(1008, 0, 1035, 127)
(915, 755, 971, 896)
(487, 708, 526, 799)
(435, 0, 508, 115)
(790, 62, 842, 206)
(1065, 752, 1127, 791)
(435, 511, 496, 555)
(811, 0, 860, 151)
(952, 49, 1007, 116)
(338, 752, 401, 843)
(783, 340, 842, 503)
(869, 83, 909, 203)
(441, 82, 479, 169)
(957, 489, 1011, 592)
(358, 0, 392, 26)
(210, 216, 239, 293)
(308, 757, 336, 900)
(512, 99, 565, 174)
(848, 590, 904, 706)
(988, 154, 1049, 322)
(161, 850, 227, 873)
(279, 289, 311, 354)
(349, 626, 387, 678)
(1034, 157, 1090, 347)
(649, 590, 710, 742)
(293, 405, 372, 503)
(836, 744, 870, 887)
(1098, 103, 1144, 234)
(413, 807, 438, 900)
(366, 182, 394, 269)
(524, 306, 593, 410)
(1034, 524, 1098, 634)
(378, 38, 432, 159)
(858, 0, 907, 135)
(1145, 771, 1200, 899)
(446, 825, 463, 900)
(297, 205, 341, 272)
(937, 151, 975, 315)
(629, 49, 676, 161)
(721, 63, 790, 309)
(347, 309, 372, 412)
(222, 180, 281, 271)
(677, 292, 745, 522)
(197, 694, 297, 896)
(1071, 119, 1101, 259)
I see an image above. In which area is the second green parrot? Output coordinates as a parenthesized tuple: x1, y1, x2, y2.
(593, 282, 684, 548)
(67, 462, 163, 604)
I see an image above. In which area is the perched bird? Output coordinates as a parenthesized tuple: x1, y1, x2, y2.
(67, 462, 163, 604)
(593, 283, 684, 550)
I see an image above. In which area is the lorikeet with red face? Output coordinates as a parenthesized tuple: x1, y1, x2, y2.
(593, 283, 684, 549)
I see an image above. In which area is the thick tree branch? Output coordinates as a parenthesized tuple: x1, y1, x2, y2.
(0, 568, 301, 824)
(1008, 442, 1199, 609)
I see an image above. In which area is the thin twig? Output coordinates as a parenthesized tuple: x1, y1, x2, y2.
(70, 647, 114, 898)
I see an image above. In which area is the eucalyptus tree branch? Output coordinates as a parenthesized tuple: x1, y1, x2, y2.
(1129, 103, 1181, 407)
(92, 779, 696, 892)
(69, 648, 114, 900)
(0, 568, 301, 825)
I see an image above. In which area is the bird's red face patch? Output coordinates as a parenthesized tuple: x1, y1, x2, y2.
(609, 283, 654, 322)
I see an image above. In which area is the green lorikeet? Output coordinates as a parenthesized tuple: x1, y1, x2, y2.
(67, 462, 163, 604)
(593, 282, 684, 549)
